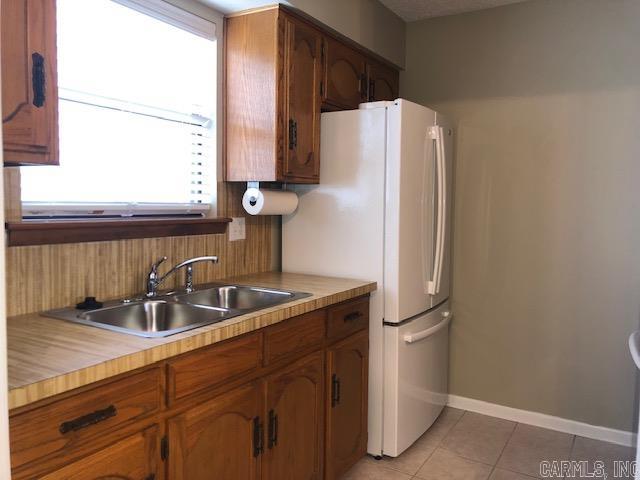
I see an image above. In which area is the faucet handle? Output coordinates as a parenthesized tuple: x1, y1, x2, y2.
(150, 256, 167, 275)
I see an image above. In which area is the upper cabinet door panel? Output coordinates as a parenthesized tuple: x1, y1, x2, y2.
(367, 62, 400, 102)
(1, 0, 59, 165)
(283, 17, 321, 183)
(324, 38, 367, 110)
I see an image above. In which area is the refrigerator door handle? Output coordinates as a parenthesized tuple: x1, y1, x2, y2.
(427, 126, 446, 295)
(403, 311, 452, 344)
(421, 131, 432, 294)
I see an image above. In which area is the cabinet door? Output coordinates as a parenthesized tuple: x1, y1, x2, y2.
(367, 62, 399, 102)
(167, 382, 262, 480)
(1, 0, 59, 165)
(326, 331, 369, 479)
(283, 17, 322, 183)
(39, 427, 158, 480)
(323, 37, 367, 110)
(263, 352, 324, 480)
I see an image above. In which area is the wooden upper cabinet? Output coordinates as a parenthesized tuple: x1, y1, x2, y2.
(283, 18, 322, 182)
(39, 427, 158, 480)
(225, 5, 400, 183)
(225, 8, 320, 184)
(326, 331, 369, 480)
(1, 0, 59, 165)
(323, 37, 367, 110)
(263, 352, 324, 480)
(367, 61, 400, 102)
(167, 382, 262, 480)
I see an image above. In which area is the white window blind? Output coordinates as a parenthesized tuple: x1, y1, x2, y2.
(21, 0, 217, 218)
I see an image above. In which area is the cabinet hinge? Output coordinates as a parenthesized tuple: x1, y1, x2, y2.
(160, 436, 169, 461)
(321, 42, 325, 60)
(320, 81, 324, 97)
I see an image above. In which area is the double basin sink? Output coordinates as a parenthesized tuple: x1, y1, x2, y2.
(45, 285, 311, 338)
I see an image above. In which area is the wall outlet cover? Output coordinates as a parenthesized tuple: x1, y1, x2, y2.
(229, 217, 246, 241)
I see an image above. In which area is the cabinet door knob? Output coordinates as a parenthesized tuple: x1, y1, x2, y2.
(359, 73, 367, 99)
(331, 374, 341, 407)
(253, 416, 264, 456)
(31, 52, 46, 108)
(288, 119, 298, 149)
(268, 409, 279, 448)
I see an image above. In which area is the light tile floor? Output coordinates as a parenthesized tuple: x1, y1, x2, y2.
(342, 408, 635, 479)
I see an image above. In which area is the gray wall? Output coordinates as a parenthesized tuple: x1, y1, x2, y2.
(291, 0, 405, 67)
(403, 0, 640, 431)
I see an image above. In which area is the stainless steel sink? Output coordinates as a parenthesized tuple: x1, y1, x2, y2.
(43, 284, 311, 338)
(46, 300, 236, 338)
(175, 285, 310, 311)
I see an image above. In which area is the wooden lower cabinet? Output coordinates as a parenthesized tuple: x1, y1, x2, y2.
(264, 351, 324, 480)
(39, 426, 159, 480)
(326, 331, 369, 479)
(167, 381, 262, 480)
(10, 296, 370, 480)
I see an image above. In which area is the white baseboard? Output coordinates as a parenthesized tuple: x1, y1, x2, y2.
(447, 394, 636, 448)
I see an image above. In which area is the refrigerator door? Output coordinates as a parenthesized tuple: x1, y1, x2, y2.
(282, 106, 388, 456)
(383, 301, 451, 457)
(385, 99, 438, 323)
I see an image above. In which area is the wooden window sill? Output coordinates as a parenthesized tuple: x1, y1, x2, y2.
(5, 217, 232, 246)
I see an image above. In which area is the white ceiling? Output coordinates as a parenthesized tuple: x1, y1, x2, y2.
(378, 0, 527, 21)
(195, 0, 289, 14)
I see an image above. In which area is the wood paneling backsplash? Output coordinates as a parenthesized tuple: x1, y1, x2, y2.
(5, 182, 275, 317)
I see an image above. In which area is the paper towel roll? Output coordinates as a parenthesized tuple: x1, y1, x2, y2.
(242, 188, 298, 215)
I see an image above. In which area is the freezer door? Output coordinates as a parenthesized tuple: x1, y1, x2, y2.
(383, 302, 451, 457)
(385, 99, 438, 323)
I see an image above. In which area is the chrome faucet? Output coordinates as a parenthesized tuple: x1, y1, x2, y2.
(146, 255, 219, 298)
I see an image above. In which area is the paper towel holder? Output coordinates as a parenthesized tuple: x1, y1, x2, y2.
(246, 181, 289, 207)
(247, 182, 260, 207)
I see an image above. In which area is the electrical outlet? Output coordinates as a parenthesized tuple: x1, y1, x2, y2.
(228, 217, 246, 241)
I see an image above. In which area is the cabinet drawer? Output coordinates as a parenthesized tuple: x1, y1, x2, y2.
(168, 332, 262, 403)
(264, 310, 326, 365)
(327, 297, 369, 341)
(10, 368, 162, 470)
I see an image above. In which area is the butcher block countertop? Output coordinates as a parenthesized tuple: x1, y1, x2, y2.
(7, 272, 376, 410)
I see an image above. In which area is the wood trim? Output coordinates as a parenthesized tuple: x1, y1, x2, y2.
(6, 217, 232, 246)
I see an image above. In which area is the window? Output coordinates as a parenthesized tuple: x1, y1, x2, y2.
(21, 0, 217, 218)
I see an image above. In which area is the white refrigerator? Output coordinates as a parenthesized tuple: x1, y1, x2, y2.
(282, 99, 453, 457)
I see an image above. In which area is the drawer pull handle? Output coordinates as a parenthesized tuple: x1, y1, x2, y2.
(59, 405, 117, 434)
(343, 312, 363, 323)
